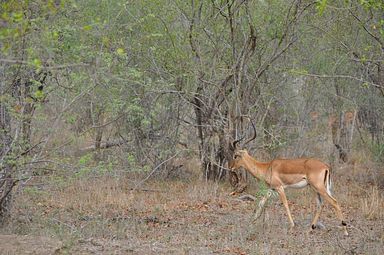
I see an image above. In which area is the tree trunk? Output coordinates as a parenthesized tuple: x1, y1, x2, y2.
(94, 110, 104, 151)
(0, 98, 14, 224)
(193, 87, 229, 181)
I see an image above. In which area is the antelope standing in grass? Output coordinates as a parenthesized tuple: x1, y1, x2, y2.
(228, 120, 348, 236)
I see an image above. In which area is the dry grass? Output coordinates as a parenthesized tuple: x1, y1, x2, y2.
(2, 162, 384, 254)
(361, 186, 383, 220)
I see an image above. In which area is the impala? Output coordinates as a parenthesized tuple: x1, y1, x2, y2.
(228, 120, 348, 236)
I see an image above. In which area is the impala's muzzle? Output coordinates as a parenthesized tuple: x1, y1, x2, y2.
(228, 161, 236, 172)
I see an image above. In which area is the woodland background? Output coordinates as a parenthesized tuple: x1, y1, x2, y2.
(0, 0, 383, 254)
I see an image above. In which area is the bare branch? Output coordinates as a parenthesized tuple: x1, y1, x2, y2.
(0, 59, 89, 69)
(291, 72, 384, 90)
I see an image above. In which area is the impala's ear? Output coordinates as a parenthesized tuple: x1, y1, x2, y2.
(229, 139, 238, 152)
(233, 140, 240, 150)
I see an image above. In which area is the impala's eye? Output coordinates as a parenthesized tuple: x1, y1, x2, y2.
(234, 155, 239, 159)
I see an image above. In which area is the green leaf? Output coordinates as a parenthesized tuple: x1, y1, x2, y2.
(83, 25, 92, 31)
(32, 58, 42, 70)
(316, 0, 328, 16)
(34, 90, 44, 100)
(12, 12, 23, 22)
(116, 48, 125, 56)
(52, 30, 59, 40)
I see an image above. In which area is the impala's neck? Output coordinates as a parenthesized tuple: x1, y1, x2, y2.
(242, 153, 270, 181)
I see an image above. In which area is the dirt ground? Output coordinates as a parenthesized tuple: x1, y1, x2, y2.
(1, 164, 383, 254)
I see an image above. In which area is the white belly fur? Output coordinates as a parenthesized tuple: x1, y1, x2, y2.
(284, 179, 308, 189)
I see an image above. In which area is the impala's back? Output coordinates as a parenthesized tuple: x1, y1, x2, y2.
(270, 158, 329, 175)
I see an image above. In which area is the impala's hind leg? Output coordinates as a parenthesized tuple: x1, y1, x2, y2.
(310, 169, 348, 236)
(310, 193, 324, 230)
(318, 189, 348, 236)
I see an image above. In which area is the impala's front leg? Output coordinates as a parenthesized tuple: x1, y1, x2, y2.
(253, 190, 273, 221)
(276, 186, 295, 228)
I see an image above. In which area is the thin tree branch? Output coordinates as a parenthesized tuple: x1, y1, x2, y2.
(0, 59, 89, 69)
(290, 71, 384, 89)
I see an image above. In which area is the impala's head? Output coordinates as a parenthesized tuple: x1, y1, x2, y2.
(228, 149, 249, 171)
(228, 118, 257, 172)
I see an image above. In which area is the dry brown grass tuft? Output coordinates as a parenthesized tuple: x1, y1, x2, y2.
(50, 177, 135, 216)
(361, 186, 384, 220)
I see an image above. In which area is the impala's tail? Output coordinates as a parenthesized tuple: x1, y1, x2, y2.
(324, 168, 332, 196)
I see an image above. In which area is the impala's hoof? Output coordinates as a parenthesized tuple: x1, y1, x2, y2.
(311, 222, 325, 230)
(340, 221, 348, 236)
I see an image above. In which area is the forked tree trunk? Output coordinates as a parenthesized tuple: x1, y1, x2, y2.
(193, 91, 229, 181)
(194, 99, 222, 181)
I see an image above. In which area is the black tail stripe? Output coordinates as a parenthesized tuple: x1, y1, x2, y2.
(324, 169, 328, 186)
